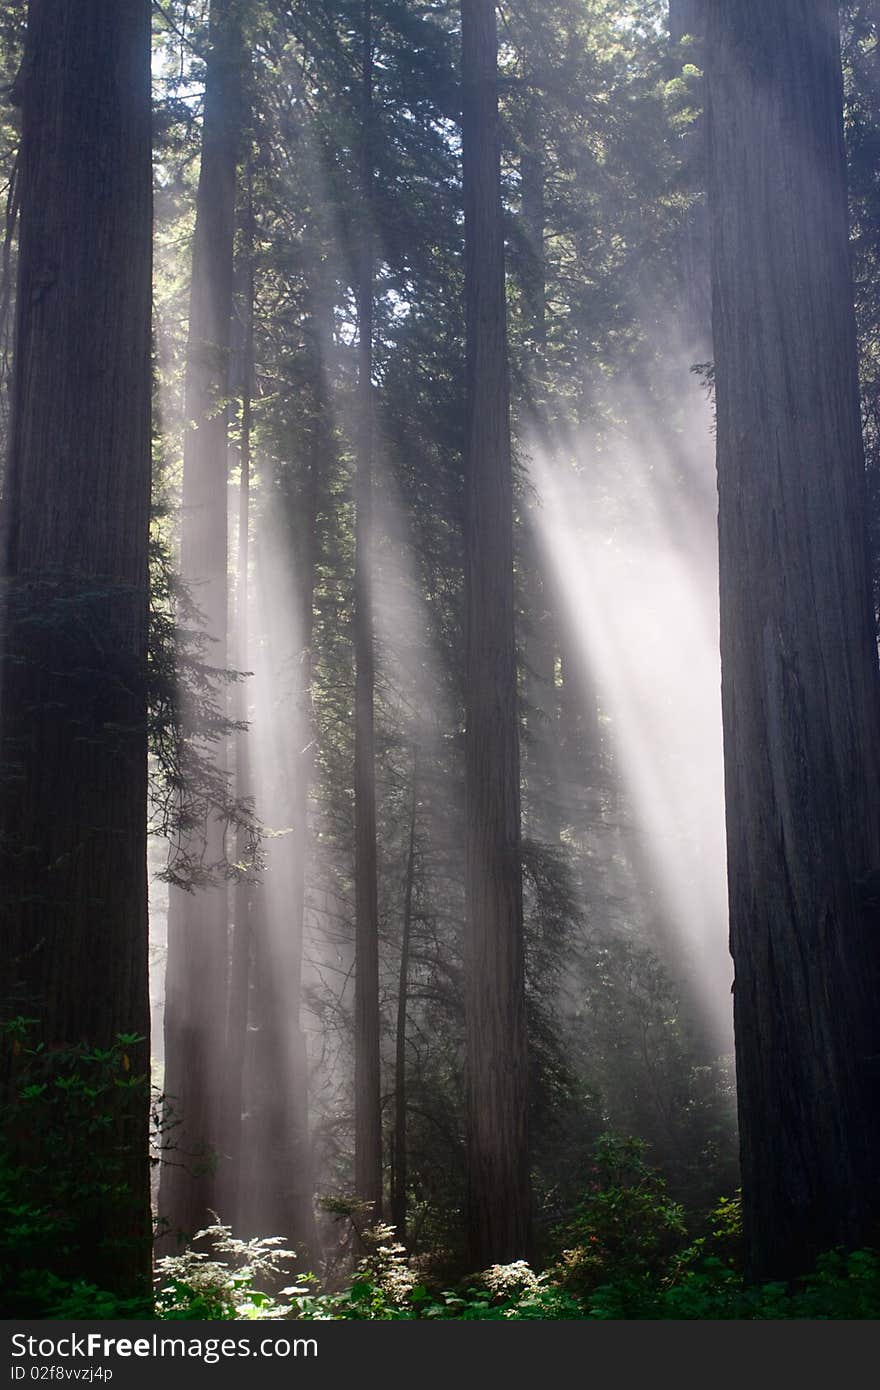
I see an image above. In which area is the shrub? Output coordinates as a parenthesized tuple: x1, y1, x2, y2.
(553, 1134, 687, 1297)
(0, 1021, 151, 1316)
(154, 1221, 300, 1319)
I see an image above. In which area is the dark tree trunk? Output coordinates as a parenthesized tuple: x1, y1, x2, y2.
(161, 0, 242, 1242)
(461, 0, 531, 1267)
(0, 0, 152, 1295)
(391, 749, 418, 1238)
(353, 0, 383, 1220)
(706, 0, 880, 1280)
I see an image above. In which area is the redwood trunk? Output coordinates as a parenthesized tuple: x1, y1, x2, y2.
(707, 0, 880, 1280)
(0, 0, 152, 1294)
(461, 0, 531, 1267)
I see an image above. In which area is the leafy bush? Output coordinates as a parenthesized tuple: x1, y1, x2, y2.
(553, 1134, 688, 1297)
(0, 1020, 151, 1316)
(421, 1267, 582, 1321)
(586, 1248, 880, 1320)
(155, 1221, 300, 1319)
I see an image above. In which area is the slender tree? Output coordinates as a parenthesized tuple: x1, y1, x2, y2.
(706, 0, 880, 1279)
(161, 0, 243, 1241)
(461, 0, 531, 1266)
(353, 0, 383, 1220)
(0, 0, 152, 1293)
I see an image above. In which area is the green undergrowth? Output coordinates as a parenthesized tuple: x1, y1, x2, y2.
(150, 1194, 880, 1320)
(1, 1021, 152, 1318)
(13, 1244, 880, 1321)
(4, 1116, 880, 1320)
(46, 1236, 880, 1322)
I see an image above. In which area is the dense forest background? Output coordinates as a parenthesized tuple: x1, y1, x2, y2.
(2, 0, 880, 1321)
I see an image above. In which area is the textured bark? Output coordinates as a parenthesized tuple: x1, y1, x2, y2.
(161, 0, 242, 1242)
(461, 0, 531, 1267)
(353, 0, 383, 1220)
(707, 0, 880, 1280)
(0, 0, 152, 1293)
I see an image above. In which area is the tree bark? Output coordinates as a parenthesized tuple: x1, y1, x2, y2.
(0, 0, 152, 1294)
(160, 0, 242, 1243)
(706, 0, 880, 1280)
(461, 0, 531, 1267)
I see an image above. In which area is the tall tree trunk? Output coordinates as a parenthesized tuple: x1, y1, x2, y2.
(0, 0, 152, 1295)
(706, 0, 880, 1280)
(353, 0, 383, 1220)
(391, 748, 418, 1238)
(461, 0, 531, 1267)
(161, 0, 242, 1243)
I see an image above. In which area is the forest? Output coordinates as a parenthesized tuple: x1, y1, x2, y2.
(2, 0, 880, 1326)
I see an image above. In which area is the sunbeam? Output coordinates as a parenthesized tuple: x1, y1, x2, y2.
(529, 357, 732, 1053)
